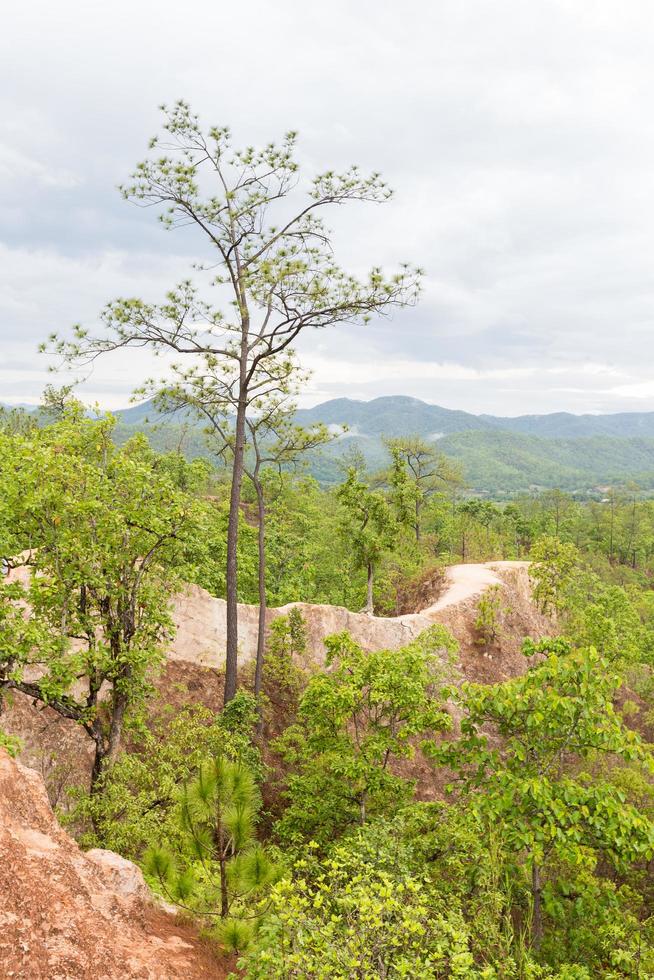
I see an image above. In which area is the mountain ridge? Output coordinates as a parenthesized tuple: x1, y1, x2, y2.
(9, 395, 654, 494)
(292, 396, 654, 439)
(8, 394, 654, 439)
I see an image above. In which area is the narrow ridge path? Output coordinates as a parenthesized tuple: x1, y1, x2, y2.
(425, 561, 531, 615)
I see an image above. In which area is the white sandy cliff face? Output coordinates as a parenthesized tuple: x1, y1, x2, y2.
(1, 560, 552, 804)
(168, 561, 534, 669)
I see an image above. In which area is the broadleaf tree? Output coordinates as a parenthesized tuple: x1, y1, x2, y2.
(430, 637, 654, 949)
(384, 435, 463, 541)
(275, 625, 456, 844)
(0, 407, 205, 787)
(337, 468, 398, 614)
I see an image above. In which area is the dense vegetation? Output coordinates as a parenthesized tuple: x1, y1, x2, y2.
(3, 405, 654, 976)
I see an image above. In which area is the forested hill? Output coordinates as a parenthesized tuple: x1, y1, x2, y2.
(106, 395, 654, 495)
(288, 398, 654, 490)
(293, 396, 494, 437)
(437, 431, 654, 494)
(9, 395, 654, 495)
(292, 395, 654, 439)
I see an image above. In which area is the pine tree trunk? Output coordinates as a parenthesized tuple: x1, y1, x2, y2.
(531, 861, 543, 949)
(253, 476, 266, 733)
(224, 397, 247, 704)
(219, 835, 229, 918)
(365, 563, 374, 615)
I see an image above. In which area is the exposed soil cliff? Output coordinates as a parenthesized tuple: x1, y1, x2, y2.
(0, 748, 233, 979)
(1, 561, 552, 802)
(0, 562, 554, 978)
(168, 560, 548, 672)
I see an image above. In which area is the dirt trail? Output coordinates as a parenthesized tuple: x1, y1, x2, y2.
(6, 557, 532, 668)
(427, 561, 531, 613)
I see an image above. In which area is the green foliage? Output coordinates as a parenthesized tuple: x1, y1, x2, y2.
(431, 639, 654, 952)
(269, 607, 307, 660)
(321, 803, 522, 973)
(240, 796, 654, 978)
(566, 576, 654, 664)
(69, 694, 261, 857)
(387, 443, 421, 529)
(336, 467, 399, 611)
(188, 500, 260, 602)
(240, 855, 478, 979)
(529, 537, 581, 613)
(0, 728, 21, 757)
(144, 755, 278, 947)
(434, 639, 654, 863)
(262, 475, 361, 606)
(529, 534, 654, 664)
(474, 585, 506, 647)
(253, 609, 309, 734)
(0, 406, 211, 780)
(274, 625, 456, 846)
(384, 435, 463, 528)
(539, 863, 654, 976)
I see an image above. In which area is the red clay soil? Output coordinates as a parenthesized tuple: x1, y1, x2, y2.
(0, 748, 236, 979)
(435, 565, 554, 685)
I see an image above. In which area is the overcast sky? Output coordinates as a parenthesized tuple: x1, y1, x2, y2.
(3, 0, 654, 415)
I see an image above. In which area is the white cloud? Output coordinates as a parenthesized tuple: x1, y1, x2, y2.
(3, 0, 654, 415)
(0, 144, 79, 189)
(607, 381, 654, 400)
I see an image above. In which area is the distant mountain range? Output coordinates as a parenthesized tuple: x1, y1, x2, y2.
(289, 396, 654, 440)
(105, 396, 654, 496)
(8, 395, 654, 496)
(289, 399, 654, 493)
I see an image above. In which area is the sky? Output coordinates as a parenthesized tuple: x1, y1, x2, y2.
(3, 0, 654, 416)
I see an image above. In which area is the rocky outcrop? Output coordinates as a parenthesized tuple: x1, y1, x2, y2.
(169, 560, 543, 672)
(0, 749, 231, 979)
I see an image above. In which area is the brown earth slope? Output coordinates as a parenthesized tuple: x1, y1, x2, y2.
(1, 561, 553, 800)
(0, 748, 232, 980)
